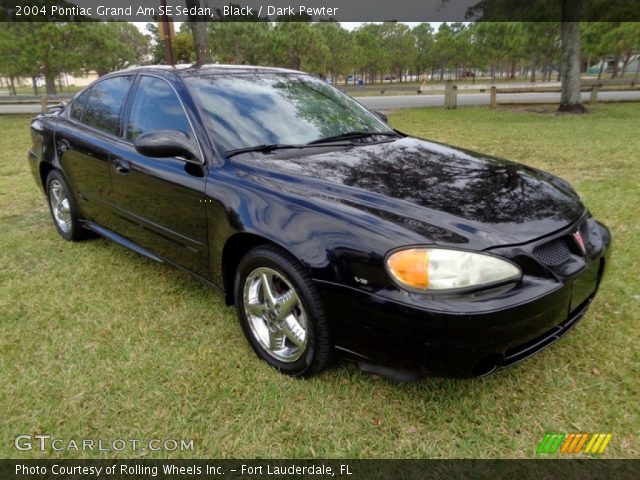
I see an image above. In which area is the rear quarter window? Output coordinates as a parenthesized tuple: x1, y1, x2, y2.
(82, 76, 132, 135)
(69, 88, 91, 122)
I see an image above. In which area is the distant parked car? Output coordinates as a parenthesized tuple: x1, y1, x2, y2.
(28, 65, 611, 379)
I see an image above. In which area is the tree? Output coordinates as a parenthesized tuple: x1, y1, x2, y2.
(431, 23, 456, 80)
(522, 23, 560, 82)
(7, 23, 90, 96)
(146, 22, 166, 64)
(468, 0, 586, 112)
(83, 23, 149, 76)
(380, 22, 416, 82)
(582, 22, 612, 79)
(353, 24, 388, 84)
(313, 22, 354, 82)
(185, 0, 213, 65)
(271, 21, 329, 74)
(412, 23, 434, 80)
(602, 22, 640, 78)
(472, 23, 526, 81)
(208, 20, 271, 65)
(558, 0, 585, 112)
(173, 31, 194, 64)
(0, 23, 30, 95)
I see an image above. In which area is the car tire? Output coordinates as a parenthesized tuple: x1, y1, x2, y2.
(45, 170, 86, 242)
(234, 245, 332, 377)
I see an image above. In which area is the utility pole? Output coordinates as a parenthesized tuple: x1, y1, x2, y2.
(160, 0, 174, 65)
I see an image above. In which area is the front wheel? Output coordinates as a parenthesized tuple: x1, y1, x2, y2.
(234, 245, 332, 377)
(46, 170, 86, 241)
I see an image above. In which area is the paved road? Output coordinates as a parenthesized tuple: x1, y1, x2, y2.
(0, 104, 45, 114)
(1, 90, 639, 114)
(357, 90, 640, 110)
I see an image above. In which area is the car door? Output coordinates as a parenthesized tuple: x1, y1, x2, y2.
(58, 75, 133, 227)
(109, 74, 209, 278)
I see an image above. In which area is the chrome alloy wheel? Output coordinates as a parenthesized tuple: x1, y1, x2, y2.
(243, 267, 308, 362)
(49, 179, 72, 233)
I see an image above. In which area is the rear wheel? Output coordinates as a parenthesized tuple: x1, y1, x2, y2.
(46, 170, 86, 241)
(234, 245, 332, 377)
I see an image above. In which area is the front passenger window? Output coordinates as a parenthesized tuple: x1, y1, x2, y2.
(127, 76, 192, 141)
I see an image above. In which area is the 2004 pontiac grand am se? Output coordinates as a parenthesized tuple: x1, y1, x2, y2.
(28, 65, 611, 380)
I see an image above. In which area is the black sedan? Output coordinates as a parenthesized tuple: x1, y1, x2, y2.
(28, 65, 611, 379)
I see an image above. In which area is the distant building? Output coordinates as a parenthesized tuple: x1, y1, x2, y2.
(588, 55, 639, 76)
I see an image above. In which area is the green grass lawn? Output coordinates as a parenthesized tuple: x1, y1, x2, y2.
(1, 105, 638, 459)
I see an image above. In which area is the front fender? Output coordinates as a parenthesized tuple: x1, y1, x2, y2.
(204, 164, 427, 294)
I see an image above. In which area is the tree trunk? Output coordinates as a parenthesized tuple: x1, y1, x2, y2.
(621, 54, 630, 77)
(635, 58, 640, 80)
(31, 77, 39, 96)
(510, 59, 517, 79)
(530, 59, 537, 83)
(9, 76, 17, 96)
(45, 75, 57, 96)
(189, 22, 212, 65)
(186, 1, 213, 66)
(598, 58, 605, 79)
(611, 55, 620, 78)
(558, 4, 586, 113)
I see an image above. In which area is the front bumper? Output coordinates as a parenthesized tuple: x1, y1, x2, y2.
(317, 217, 611, 378)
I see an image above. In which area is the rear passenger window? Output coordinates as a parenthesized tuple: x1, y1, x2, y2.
(83, 76, 132, 135)
(126, 76, 191, 141)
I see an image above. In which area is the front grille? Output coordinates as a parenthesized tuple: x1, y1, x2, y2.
(533, 237, 572, 266)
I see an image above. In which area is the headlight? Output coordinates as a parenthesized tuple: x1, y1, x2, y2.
(386, 247, 521, 292)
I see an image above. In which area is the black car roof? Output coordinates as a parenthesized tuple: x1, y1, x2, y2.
(121, 64, 304, 77)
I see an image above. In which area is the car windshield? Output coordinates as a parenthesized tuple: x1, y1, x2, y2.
(184, 73, 394, 153)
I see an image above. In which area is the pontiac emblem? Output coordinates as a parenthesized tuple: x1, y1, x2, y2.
(572, 230, 586, 255)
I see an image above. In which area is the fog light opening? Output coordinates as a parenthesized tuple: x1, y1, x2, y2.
(472, 354, 503, 377)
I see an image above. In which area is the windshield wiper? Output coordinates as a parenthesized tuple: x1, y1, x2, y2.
(225, 144, 302, 158)
(307, 131, 399, 145)
(225, 141, 357, 158)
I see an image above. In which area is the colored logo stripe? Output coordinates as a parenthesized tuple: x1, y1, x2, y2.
(572, 433, 589, 453)
(536, 433, 565, 453)
(560, 433, 589, 453)
(584, 433, 612, 454)
(538, 433, 612, 455)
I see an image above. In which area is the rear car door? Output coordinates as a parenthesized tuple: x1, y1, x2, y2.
(109, 75, 209, 278)
(57, 75, 133, 227)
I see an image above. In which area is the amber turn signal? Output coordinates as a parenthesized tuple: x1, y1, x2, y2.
(386, 248, 430, 289)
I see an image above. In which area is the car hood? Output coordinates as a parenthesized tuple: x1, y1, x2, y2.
(233, 137, 585, 248)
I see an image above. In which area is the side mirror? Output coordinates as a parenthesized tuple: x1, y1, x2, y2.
(134, 130, 199, 163)
(372, 110, 388, 123)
